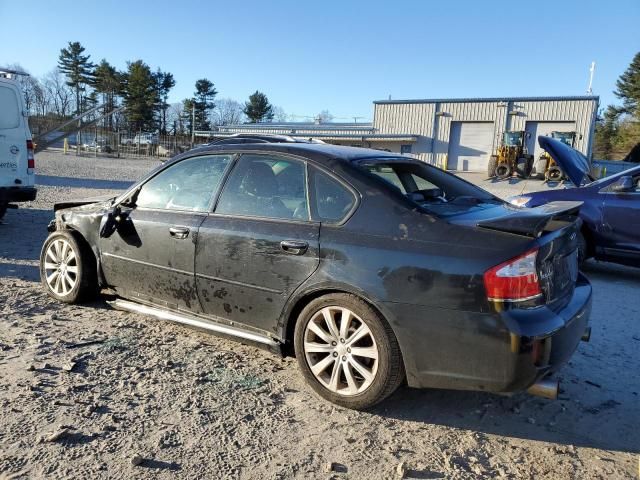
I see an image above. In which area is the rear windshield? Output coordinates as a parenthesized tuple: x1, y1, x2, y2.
(0, 85, 20, 129)
(356, 159, 501, 213)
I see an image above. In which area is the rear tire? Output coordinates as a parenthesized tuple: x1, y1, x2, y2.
(495, 163, 512, 179)
(294, 293, 404, 410)
(40, 230, 98, 304)
(487, 155, 498, 178)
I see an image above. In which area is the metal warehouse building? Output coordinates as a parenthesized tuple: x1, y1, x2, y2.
(211, 95, 599, 172)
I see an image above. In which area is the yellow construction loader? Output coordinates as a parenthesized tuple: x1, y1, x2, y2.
(488, 131, 534, 179)
(531, 131, 579, 181)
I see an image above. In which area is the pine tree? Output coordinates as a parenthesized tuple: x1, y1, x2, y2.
(121, 60, 158, 132)
(193, 79, 217, 131)
(154, 70, 176, 134)
(58, 41, 95, 116)
(182, 98, 195, 135)
(614, 51, 640, 118)
(93, 59, 121, 129)
(243, 91, 274, 123)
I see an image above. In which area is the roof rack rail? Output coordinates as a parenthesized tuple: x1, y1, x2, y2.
(0, 67, 30, 79)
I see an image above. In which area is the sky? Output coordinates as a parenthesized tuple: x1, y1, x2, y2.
(1, 0, 638, 122)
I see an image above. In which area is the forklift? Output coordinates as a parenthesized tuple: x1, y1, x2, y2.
(488, 131, 534, 179)
(531, 131, 580, 181)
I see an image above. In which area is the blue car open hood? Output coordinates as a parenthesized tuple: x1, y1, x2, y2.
(538, 136, 590, 186)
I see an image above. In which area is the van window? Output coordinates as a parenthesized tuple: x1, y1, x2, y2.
(0, 86, 20, 129)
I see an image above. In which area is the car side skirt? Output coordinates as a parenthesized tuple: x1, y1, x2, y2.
(109, 299, 281, 351)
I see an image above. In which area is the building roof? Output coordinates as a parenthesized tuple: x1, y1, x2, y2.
(216, 122, 373, 131)
(374, 95, 600, 105)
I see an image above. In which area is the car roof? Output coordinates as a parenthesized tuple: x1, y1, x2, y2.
(187, 142, 405, 166)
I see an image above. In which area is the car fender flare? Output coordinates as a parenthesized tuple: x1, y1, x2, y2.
(278, 280, 401, 356)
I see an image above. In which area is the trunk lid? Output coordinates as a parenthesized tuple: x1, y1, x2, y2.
(445, 200, 581, 307)
(445, 200, 582, 238)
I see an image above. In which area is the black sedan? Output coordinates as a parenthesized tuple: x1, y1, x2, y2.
(40, 143, 592, 409)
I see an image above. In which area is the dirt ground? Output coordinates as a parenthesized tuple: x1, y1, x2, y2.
(0, 151, 638, 479)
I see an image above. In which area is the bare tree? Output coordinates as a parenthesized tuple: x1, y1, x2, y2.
(42, 68, 74, 117)
(167, 102, 185, 134)
(272, 105, 288, 122)
(316, 109, 334, 123)
(212, 98, 245, 126)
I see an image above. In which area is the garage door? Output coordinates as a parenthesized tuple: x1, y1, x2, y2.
(447, 122, 494, 172)
(525, 122, 576, 159)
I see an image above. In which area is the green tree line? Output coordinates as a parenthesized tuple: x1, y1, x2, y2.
(10, 40, 286, 135)
(593, 52, 640, 161)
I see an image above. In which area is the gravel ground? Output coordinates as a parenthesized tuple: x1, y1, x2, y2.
(0, 150, 638, 479)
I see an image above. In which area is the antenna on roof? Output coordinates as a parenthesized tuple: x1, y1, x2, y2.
(586, 61, 596, 95)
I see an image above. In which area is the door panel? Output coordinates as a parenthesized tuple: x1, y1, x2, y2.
(99, 209, 205, 310)
(447, 122, 494, 172)
(602, 179, 640, 265)
(195, 216, 320, 332)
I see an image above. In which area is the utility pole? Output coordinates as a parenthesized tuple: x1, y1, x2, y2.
(191, 103, 195, 147)
(587, 61, 596, 95)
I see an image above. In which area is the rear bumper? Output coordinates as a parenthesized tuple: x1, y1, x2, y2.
(387, 274, 592, 393)
(0, 186, 37, 203)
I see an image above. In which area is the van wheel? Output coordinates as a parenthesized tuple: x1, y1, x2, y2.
(294, 293, 404, 410)
(40, 231, 98, 304)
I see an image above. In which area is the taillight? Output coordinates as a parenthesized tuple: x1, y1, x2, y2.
(484, 248, 542, 302)
(26, 140, 35, 174)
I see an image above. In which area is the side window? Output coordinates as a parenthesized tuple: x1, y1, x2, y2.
(216, 154, 309, 220)
(136, 154, 232, 211)
(400, 144, 412, 154)
(0, 86, 20, 129)
(312, 167, 356, 223)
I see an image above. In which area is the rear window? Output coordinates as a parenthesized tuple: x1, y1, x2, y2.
(0, 85, 20, 129)
(356, 159, 500, 214)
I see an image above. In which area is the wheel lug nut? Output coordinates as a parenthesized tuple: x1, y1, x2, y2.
(340, 338, 345, 343)
(331, 341, 337, 346)
(347, 348, 351, 353)
(341, 356, 347, 361)
(332, 352, 338, 357)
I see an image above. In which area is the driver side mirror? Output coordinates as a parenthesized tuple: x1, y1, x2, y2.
(611, 175, 635, 193)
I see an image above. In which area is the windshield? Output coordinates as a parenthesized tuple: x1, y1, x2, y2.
(503, 131, 522, 146)
(356, 159, 501, 214)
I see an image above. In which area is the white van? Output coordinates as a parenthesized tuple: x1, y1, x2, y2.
(0, 69, 37, 220)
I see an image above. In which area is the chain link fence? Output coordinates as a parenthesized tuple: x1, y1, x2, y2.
(51, 127, 199, 160)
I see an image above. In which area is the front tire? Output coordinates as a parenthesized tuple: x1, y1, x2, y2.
(547, 166, 563, 182)
(294, 293, 404, 410)
(487, 155, 498, 178)
(40, 230, 98, 303)
(495, 163, 512, 179)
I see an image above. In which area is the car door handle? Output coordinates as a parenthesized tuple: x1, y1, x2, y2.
(280, 240, 308, 255)
(169, 227, 190, 239)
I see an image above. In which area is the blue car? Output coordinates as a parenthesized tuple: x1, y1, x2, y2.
(509, 136, 640, 267)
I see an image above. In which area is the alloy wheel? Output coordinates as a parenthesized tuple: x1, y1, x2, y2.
(303, 306, 379, 396)
(43, 238, 78, 296)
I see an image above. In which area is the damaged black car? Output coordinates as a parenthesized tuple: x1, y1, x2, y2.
(40, 143, 592, 409)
